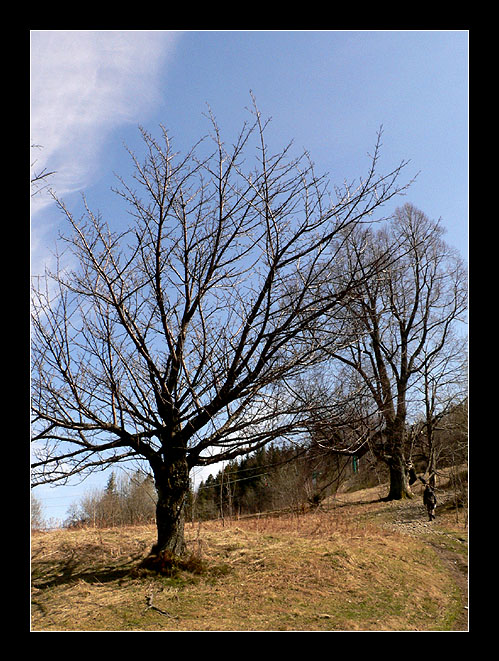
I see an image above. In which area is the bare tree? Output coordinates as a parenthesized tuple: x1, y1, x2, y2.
(31, 493, 45, 531)
(309, 203, 467, 499)
(416, 335, 467, 487)
(31, 100, 410, 558)
(31, 144, 56, 197)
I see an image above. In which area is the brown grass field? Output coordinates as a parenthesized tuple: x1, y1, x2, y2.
(31, 475, 468, 631)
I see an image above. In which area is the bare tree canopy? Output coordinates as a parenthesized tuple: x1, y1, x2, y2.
(31, 100, 412, 554)
(306, 203, 467, 499)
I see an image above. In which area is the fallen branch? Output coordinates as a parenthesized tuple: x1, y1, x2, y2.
(144, 592, 178, 619)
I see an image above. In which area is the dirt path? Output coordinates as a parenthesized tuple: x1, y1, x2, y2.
(431, 540, 468, 630)
(332, 482, 469, 631)
(386, 500, 468, 631)
(378, 503, 467, 630)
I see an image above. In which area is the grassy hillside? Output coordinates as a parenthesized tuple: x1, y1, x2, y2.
(31, 476, 468, 631)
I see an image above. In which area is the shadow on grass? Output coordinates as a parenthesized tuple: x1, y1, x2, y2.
(32, 550, 231, 591)
(31, 553, 145, 590)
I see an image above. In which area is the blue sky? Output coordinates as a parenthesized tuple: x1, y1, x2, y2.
(30, 29, 468, 525)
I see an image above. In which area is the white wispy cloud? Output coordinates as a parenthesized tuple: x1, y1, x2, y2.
(30, 30, 181, 217)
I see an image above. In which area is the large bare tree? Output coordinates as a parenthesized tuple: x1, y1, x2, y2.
(308, 203, 467, 499)
(31, 101, 410, 557)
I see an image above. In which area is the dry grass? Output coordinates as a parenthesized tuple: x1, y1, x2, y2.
(31, 489, 467, 631)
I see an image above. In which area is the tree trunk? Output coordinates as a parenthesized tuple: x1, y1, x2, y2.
(385, 453, 413, 500)
(370, 428, 413, 500)
(150, 454, 190, 558)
